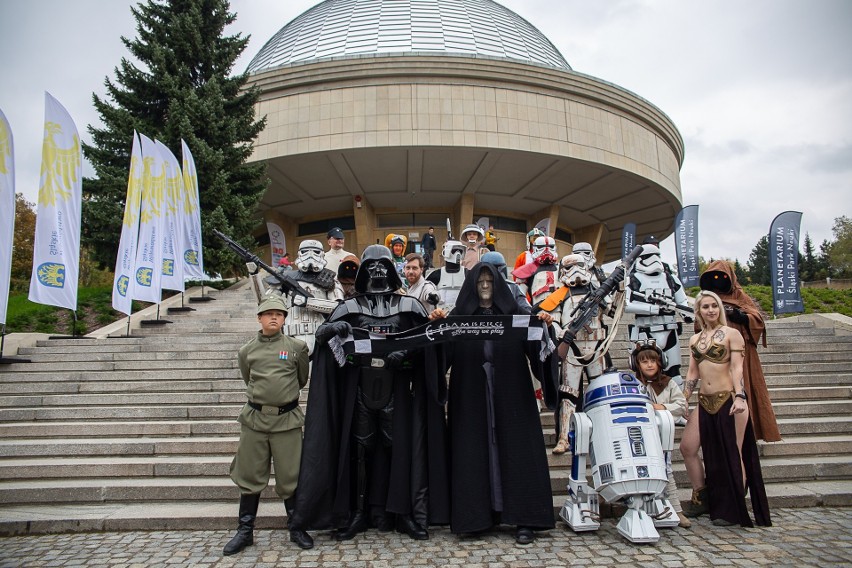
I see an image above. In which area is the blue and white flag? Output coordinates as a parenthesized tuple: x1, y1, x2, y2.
(180, 140, 204, 280)
(28, 93, 82, 311)
(0, 108, 14, 325)
(132, 134, 165, 304)
(769, 211, 804, 315)
(674, 205, 700, 287)
(621, 223, 636, 260)
(111, 132, 143, 316)
(155, 140, 185, 292)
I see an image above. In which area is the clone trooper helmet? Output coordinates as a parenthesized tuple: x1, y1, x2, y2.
(526, 228, 545, 250)
(531, 236, 557, 265)
(560, 254, 592, 286)
(442, 240, 466, 265)
(635, 244, 664, 275)
(296, 239, 326, 272)
(355, 245, 402, 293)
(461, 223, 484, 245)
(572, 242, 597, 268)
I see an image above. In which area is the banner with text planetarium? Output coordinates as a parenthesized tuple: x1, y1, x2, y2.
(674, 205, 699, 287)
(769, 210, 804, 315)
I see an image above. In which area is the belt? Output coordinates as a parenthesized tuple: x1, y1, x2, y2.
(346, 354, 388, 368)
(285, 322, 318, 337)
(247, 399, 299, 415)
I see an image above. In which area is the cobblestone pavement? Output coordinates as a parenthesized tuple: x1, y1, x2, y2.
(1, 508, 850, 567)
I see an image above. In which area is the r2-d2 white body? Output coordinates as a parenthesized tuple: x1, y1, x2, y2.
(560, 371, 677, 543)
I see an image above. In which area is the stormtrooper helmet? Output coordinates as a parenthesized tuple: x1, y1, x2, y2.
(296, 239, 326, 272)
(572, 242, 597, 268)
(635, 244, 664, 275)
(442, 240, 466, 265)
(560, 254, 591, 286)
(531, 236, 557, 265)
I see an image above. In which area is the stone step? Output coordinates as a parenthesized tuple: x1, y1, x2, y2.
(17, 350, 239, 362)
(0, 436, 239, 459)
(0, 359, 239, 373)
(2, 475, 848, 536)
(0, 420, 238, 439)
(0, 404, 243, 422)
(0, 392, 246, 408)
(0, 369, 239, 383)
(0, 379, 246, 395)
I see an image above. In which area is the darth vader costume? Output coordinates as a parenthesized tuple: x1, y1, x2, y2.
(290, 245, 449, 540)
(441, 263, 556, 541)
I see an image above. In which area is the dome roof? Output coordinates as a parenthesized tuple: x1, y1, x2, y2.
(247, 0, 570, 74)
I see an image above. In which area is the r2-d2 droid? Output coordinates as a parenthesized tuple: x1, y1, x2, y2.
(560, 371, 678, 543)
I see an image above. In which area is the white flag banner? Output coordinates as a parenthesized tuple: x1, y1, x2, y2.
(155, 140, 185, 292)
(267, 221, 286, 267)
(0, 108, 15, 325)
(180, 140, 204, 279)
(28, 93, 82, 311)
(132, 133, 165, 304)
(111, 132, 143, 316)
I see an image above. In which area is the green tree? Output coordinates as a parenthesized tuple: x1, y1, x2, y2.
(733, 259, 749, 285)
(800, 233, 817, 282)
(817, 239, 833, 280)
(747, 235, 770, 285)
(11, 193, 36, 291)
(83, 0, 267, 276)
(829, 216, 852, 278)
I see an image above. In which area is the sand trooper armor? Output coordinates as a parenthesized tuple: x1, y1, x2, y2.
(545, 254, 611, 454)
(269, 239, 342, 354)
(426, 240, 467, 311)
(560, 370, 677, 543)
(625, 243, 691, 387)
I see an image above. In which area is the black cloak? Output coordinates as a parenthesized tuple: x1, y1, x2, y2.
(290, 293, 450, 531)
(444, 263, 556, 534)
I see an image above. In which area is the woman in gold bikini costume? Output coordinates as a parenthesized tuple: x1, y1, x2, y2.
(679, 290, 771, 527)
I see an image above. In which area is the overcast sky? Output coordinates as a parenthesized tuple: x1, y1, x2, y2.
(1, 0, 850, 266)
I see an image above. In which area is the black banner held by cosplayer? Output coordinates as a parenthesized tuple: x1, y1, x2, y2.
(768, 211, 804, 316)
(674, 205, 700, 287)
(622, 223, 636, 261)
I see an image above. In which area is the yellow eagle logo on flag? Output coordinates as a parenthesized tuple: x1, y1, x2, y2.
(184, 249, 199, 266)
(136, 267, 153, 287)
(36, 262, 66, 288)
(0, 119, 11, 175)
(39, 122, 80, 207)
(116, 274, 130, 297)
(123, 154, 143, 228)
(140, 156, 166, 223)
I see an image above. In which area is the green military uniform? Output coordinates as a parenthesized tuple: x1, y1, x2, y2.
(230, 325, 309, 498)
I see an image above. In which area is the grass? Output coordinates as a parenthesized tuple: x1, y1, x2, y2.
(5, 283, 850, 336)
(4, 280, 233, 335)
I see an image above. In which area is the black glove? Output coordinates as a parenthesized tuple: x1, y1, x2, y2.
(385, 350, 407, 370)
(426, 293, 440, 306)
(316, 321, 352, 344)
(725, 306, 749, 325)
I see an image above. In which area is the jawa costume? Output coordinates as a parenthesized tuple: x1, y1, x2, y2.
(442, 263, 556, 544)
(290, 245, 449, 541)
(700, 260, 781, 442)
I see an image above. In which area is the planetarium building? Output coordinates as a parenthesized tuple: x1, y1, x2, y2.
(246, 0, 684, 262)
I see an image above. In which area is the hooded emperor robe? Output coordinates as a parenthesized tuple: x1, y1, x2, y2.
(444, 262, 557, 534)
(700, 260, 781, 442)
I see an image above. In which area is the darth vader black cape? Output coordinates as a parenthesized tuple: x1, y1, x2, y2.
(290, 294, 450, 530)
(443, 262, 557, 534)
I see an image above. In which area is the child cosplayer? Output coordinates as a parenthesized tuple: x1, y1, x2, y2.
(630, 340, 691, 528)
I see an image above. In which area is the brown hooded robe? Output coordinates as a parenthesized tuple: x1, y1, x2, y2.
(699, 260, 781, 442)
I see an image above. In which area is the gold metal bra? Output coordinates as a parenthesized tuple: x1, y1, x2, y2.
(691, 341, 730, 364)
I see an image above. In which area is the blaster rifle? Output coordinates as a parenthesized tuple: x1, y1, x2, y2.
(630, 290, 693, 318)
(213, 229, 312, 302)
(557, 245, 643, 359)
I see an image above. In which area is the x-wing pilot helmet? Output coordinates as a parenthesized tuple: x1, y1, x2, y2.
(560, 254, 592, 286)
(355, 245, 403, 293)
(296, 239, 326, 272)
(442, 240, 466, 265)
(526, 228, 545, 251)
(635, 243, 664, 275)
(531, 236, 557, 265)
(571, 242, 597, 268)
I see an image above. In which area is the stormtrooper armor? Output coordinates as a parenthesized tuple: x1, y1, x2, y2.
(544, 254, 610, 454)
(560, 370, 677, 543)
(426, 240, 467, 311)
(274, 239, 342, 354)
(625, 243, 692, 387)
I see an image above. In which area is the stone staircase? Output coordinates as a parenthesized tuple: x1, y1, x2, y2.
(0, 282, 850, 535)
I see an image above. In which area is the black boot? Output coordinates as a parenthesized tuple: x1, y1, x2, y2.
(335, 509, 369, 541)
(396, 514, 428, 540)
(223, 493, 260, 556)
(683, 487, 710, 518)
(284, 496, 314, 550)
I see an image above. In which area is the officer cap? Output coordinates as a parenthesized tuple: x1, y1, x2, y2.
(257, 295, 288, 315)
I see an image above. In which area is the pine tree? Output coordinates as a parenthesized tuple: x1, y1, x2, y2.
(747, 235, 770, 285)
(733, 259, 749, 285)
(817, 239, 833, 280)
(800, 233, 817, 282)
(83, 0, 267, 276)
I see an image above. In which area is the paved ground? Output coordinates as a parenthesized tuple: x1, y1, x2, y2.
(1, 508, 849, 567)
